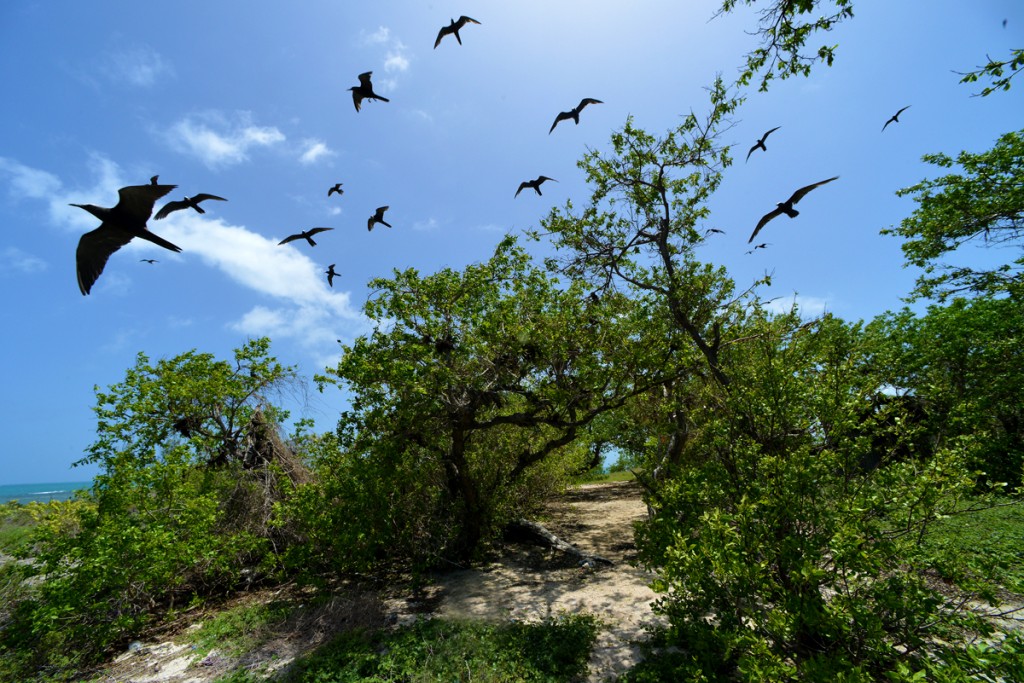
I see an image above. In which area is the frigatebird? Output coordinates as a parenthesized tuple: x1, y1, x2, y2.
(140, 259, 158, 264)
(154, 193, 227, 220)
(325, 264, 339, 287)
(515, 176, 557, 197)
(328, 183, 344, 197)
(745, 243, 770, 254)
(349, 72, 389, 112)
(745, 126, 781, 162)
(882, 106, 911, 132)
(278, 227, 334, 247)
(368, 206, 392, 231)
(434, 16, 481, 48)
(549, 98, 603, 134)
(749, 176, 839, 243)
(72, 183, 182, 295)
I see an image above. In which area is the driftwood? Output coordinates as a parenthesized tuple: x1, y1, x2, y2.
(506, 518, 614, 567)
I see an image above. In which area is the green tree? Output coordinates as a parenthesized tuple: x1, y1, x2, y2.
(0, 339, 303, 678)
(315, 237, 656, 564)
(868, 298, 1024, 488)
(957, 49, 1024, 97)
(885, 129, 1024, 301)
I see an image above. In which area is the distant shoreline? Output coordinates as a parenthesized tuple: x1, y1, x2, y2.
(0, 481, 92, 505)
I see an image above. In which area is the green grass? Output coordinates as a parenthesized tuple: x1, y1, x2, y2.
(189, 599, 295, 657)
(0, 502, 38, 556)
(921, 497, 1024, 593)
(572, 469, 637, 485)
(280, 613, 599, 683)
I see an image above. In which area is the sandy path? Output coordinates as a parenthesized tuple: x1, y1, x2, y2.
(422, 481, 662, 682)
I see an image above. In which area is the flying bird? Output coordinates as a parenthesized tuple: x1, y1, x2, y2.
(73, 183, 182, 295)
(325, 264, 339, 287)
(881, 106, 911, 132)
(278, 227, 334, 247)
(745, 243, 770, 254)
(328, 183, 344, 197)
(140, 259, 158, 264)
(749, 176, 839, 243)
(349, 71, 389, 112)
(705, 228, 726, 236)
(154, 193, 227, 220)
(745, 126, 781, 162)
(549, 98, 603, 134)
(368, 206, 392, 231)
(434, 15, 481, 48)
(515, 176, 557, 197)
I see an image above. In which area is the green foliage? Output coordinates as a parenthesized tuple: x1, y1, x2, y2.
(189, 599, 293, 657)
(0, 502, 38, 556)
(868, 297, 1024, 487)
(885, 129, 1024, 301)
(958, 49, 1024, 97)
(0, 339, 301, 680)
(313, 236, 652, 566)
(281, 614, 599, 683)
(718, 0, 854, 91)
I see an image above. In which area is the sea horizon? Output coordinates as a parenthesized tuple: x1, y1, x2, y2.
(0, 481, 92, 505)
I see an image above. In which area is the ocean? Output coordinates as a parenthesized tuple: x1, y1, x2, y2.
(0, 481, 91, 505)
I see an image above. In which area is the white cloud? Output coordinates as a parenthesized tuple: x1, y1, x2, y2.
(165, 111, 285, 168)
(298, 139, 334, 165)
(764, 293, 831, 318)
(154, 213, 368, 354)
(101, 45, 173, 87)
(385, 46, 410, 73)
(364, 26, 391, 45)
(1, 155, 367, 356)
(0, 247, 47, 274)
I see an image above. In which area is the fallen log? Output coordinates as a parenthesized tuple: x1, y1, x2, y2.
(505, 518, 614, 567)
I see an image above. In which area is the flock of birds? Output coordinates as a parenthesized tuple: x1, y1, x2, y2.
(71, 14, 914, 296)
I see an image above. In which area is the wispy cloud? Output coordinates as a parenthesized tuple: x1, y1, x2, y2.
(764, 293, 831, 318)
(0, 247, 47, 275)
(359, 25, 411, 92)
(298, 139, 334, 165)
(413, 218, 439, 232)
(100, 45, 173, 87)
(165, 111, 286, 168)
(1, 155, 368, 354)
(155, 213, 368, 353)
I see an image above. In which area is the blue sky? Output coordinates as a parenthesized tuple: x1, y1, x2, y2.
(1, 1, 1021, 484)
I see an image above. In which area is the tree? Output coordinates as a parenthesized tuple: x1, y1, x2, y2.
(315, 237, 657, 563)
(1, 339, 304, 677)
(884, 129, 1024, 301)
(717, 0, 855, 90)
(868, 298, 1024, 487)
(957, 49, 1024, 97)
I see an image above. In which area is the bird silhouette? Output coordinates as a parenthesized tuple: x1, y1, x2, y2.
(745, 243, 770, 254)
(368, 206, 392, 231)
(705, 228, 726, 236)
(349, 72, 389, 112)
(745, 126, 781, 162)
(73, 183, 182, 295)
(325, 264, 339, 287)
(278, 227, 334, 247)
(328, 183, 344, 197)
(749, 176, 839, 243)
(154, 193, 227, 220)
(882, 106, 911, 132)
(549, 98, 603, 134)
(150, 175, 160, 185)
(515, 176, 557, 197)
(434, 15, 481, 48)
(140, 259, 158, 264)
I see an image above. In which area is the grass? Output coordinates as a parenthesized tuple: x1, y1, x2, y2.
(277, 614, 599, 683)
(572, 469, 636, 485)
(921, 496, 1024, 593)
(188, 599, 295, 657)
(0, 502, 39, 557)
